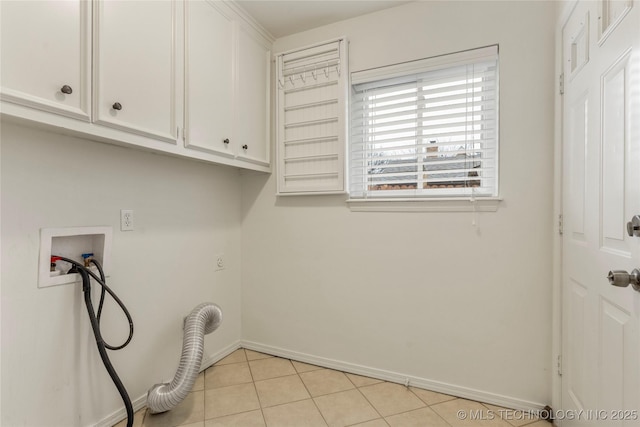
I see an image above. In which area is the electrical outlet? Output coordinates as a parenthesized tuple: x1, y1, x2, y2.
(215, 254, 225, 271)
(120, 209, 134, 231)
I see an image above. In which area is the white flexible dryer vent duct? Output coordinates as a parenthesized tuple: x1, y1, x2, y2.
(147, 302, 222, 414)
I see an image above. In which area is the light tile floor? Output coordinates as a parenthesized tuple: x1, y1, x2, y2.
(115, 348, 550, 427)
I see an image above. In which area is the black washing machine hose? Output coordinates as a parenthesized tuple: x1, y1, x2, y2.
(56, 256, 134, 427)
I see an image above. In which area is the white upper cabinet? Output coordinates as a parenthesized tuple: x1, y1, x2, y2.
(184, 1, 235, 157)
(235, 24, 271, 168)
(93, 0, 177, 143)
(0, 0, 91, 120)
(0, 0, 272, 172)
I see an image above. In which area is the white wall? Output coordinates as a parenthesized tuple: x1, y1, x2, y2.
(1, 121, 242, 426)
(241, 0, 556, 407)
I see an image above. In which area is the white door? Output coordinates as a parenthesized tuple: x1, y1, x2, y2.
(235, 24, 271, 168)
(0, 0, 91, 120)
(184, 0, 235, 157)
(93, 0, 177, 142)
(561, 1, 640, 426)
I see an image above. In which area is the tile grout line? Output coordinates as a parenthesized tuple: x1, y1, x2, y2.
(356, 382, 456, 427)
(202, 349, 260, 424)
(404, 384, 458, 426)
(242, 348, 269, 427)
(352, 386, 389, 426)
(200, 387, 206, 425)
(141, 406, 148, 427)
(344, 374, 388, 424)
(381, 403, 454, 427)
(404, 392, 453, 426)
(293, 360, 331, 427)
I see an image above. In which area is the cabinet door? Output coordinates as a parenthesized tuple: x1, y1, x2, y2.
(94, 0, 177, 142)
(184, 1, 235, 158)
(235, 26, 271, 168)
(0, 1, 91, 120)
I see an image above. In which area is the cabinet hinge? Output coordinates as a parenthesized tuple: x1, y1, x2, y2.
(557, 354, 562, 376)
(558, 214, 564, 235)
(559, 73, 565, 95)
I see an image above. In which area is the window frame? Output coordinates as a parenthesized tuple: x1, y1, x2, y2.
(347, 45, 501, 210)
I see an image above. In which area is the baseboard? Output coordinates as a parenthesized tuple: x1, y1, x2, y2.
(95, 394, 148, 427)
(96, 340, 242, 427)
(200, 340, 243, 372)
(241, 340, 547, 413)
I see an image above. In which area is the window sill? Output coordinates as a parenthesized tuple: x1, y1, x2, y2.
(346, 197, 502, 212)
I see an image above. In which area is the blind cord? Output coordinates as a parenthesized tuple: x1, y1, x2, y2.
(471, 192, 477, 227)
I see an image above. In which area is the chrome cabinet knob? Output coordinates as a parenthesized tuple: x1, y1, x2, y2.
(60, 85, 73, 94)
(112, 102, 122, 111)
(242, 144, 248, 150)
(607, 269, 640, 292)
(223, 138, 230, 145)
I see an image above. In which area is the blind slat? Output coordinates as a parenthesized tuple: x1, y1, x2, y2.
(363, 166, 491, 179)
(350, 138, 498, 152)
(351, 114, 496, 133)
(418, 69, 497, 88)
(351, 105, 496, 126)
(351, 95, 496, 116)
(351, 87, 496, 112)
(351, 84, 496, 109)
(353, 126, 496, 141)
(353, 152, 495, 164)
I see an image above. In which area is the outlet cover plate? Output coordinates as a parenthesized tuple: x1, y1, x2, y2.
(120, 209, 134, 231)
(215, 254, 225, 271)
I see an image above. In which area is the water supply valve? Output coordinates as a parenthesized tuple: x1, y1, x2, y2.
(82, 253, 94, 267)
(50, 256, 62, 276)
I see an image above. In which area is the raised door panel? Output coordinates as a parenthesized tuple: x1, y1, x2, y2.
(184, 1, 234, 157)
(568, 92, 588, 242)
(600, 52, 631, 256)
(0, 0, 91, 120)
(94, 0, 177, 142)
(235, 26, 271, 167)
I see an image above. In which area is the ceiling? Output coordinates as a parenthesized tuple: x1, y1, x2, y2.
(236, 0, 413, 39)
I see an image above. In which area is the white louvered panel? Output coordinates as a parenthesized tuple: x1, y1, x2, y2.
(285, 156, 340, 176)
(283, 172, 341, 193)
(276, 38, 347, 195)
(284, 120, 339, 147)
(285, 102, 339, 126)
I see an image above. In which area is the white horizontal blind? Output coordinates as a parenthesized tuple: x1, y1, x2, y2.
(350, 46, 499, 199)
(276, 39, 347, 194)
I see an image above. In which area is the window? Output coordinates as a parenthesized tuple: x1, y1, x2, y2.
(349, 46, 499, 200)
